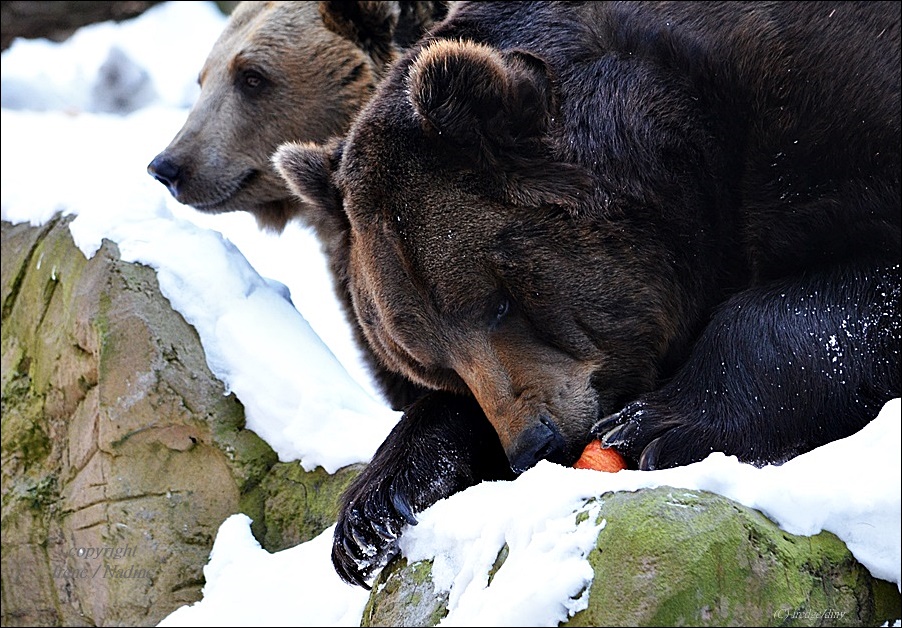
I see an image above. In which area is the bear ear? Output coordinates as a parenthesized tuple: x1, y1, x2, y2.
(272, 139, 346, 237)
(408, 40, 553, 159)
(409, 40, 593, 211)
(319, 1, 399, 67)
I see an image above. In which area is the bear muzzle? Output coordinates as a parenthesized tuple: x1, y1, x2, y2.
(147, 153, 182, 198)
(508, 415, 567, 474)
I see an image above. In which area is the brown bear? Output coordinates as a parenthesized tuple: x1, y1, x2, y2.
(275, 0, 901, 588)
(147, 0, 447, 406)
(146, 1, 447, 233)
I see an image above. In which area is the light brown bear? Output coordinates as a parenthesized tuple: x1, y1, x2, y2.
(147, 1, 447, 233)
(147, 1, 447, 406)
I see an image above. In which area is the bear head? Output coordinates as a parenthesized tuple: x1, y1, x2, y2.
(275, 39, 694, 472)
(148, 1, 447, 233)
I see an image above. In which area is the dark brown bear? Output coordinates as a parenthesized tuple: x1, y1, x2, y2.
(274, 0, 901, 588)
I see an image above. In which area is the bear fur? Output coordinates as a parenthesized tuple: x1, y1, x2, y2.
(147, 1, 447, 233)
(274, 0, 901, 588)
(148, 0, 447, 407)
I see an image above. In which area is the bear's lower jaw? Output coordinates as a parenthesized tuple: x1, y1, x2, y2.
(187, 169, 259, 211)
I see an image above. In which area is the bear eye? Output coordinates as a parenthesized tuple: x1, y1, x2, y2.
(491, 297, 510, 328)
(238, 69, 268, 96)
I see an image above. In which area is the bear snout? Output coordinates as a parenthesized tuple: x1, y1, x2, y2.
(508, 415, 566, 474)
(147, 153, 182, 197)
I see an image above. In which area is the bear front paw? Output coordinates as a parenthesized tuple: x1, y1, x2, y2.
(330, 391, 513, 587)
(332, 475, 419, 589)
(592, 400, 712, 470)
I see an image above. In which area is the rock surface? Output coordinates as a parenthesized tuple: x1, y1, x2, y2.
(363, 487, 902, 627)
(0, 217, 358, 626)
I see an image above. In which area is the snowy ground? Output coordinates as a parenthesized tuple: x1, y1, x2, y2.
(1, 3, 899, 626)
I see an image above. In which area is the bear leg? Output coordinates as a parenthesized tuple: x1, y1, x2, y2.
(332, 390, 514, 588)
(594, 264, 900, 470)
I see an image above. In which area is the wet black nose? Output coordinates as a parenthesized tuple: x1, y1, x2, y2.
(509, 416, 566, 474)
(147, 154, 181, 196)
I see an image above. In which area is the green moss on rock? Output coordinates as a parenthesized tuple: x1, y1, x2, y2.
(1, 399, 51, 474)
(487, 543, 509, 586)
(568, 488, 900, 627)
(260, 462, 364, 551)
(363, 556, 449, 627)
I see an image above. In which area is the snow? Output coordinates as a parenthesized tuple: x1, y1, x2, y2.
(1, 3, 899, 626)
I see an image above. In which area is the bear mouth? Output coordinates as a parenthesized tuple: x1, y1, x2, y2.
(191, 169, 258, 211)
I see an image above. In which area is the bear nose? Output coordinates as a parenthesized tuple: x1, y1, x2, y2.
(508, 416, 566, 474)
(147, 154, 182, 196)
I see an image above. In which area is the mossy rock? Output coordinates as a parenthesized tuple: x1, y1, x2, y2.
(568, 488, 901, 627)
(260, 461, 363, 551)
(363, 556, 449, 627)
(363, 487, 901, 627)
(1, 217, 360, 626)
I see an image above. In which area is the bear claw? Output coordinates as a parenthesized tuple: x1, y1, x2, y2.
(370, 519, 396, 542)
(597, 422, 635, 449)
(637, 435, 664, 470)
(390, 486, 418, 526)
